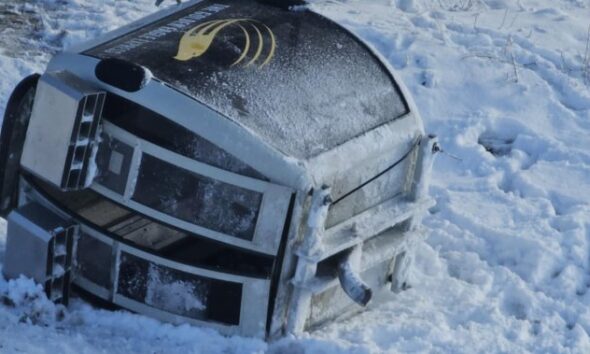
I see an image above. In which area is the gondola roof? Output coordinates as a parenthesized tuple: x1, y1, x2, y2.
(85, 0, 409, 159)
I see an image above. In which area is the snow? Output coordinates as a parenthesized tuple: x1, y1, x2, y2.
(145, 264, 207, 314)
(1, 0, 590, 353)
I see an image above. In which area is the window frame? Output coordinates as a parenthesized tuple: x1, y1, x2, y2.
(23, 179, 272, 338)
(92, 122, 293, 255)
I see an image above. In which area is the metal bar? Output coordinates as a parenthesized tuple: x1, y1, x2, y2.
(74, 276, 110, 300)
(338, 246, 372, 306)
(301, 196, 434, 262)
(117, 242, 270, 285)
(110, 241, 121, 301)
(287, 186, 331, 334)
(112, 294, 242, 336)
(123, 143, 142, 201)
(406, 135, 439, 229)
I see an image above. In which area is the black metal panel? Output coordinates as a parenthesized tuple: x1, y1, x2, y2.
(76, 232, 113, 289)
(132, 154, 262, 241)
(84, 0, 408, 159)
(118, 252, 242, 325)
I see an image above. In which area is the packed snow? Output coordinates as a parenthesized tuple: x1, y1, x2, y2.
(1, 0, 590, 352)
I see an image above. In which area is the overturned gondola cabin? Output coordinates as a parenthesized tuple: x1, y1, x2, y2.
(0, 0, 437, 339)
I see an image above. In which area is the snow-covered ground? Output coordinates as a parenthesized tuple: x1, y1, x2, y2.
(1, 0, 589, 352)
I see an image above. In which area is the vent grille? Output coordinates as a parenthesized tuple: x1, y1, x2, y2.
(64, 92, 105, 190)
(45, 224, 76, 304)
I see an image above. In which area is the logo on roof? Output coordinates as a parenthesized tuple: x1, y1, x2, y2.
(174, 19, 276, 68)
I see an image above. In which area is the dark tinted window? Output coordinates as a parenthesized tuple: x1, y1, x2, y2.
(102, 93, 267, 180)
(133, 154, 262, 240)
(76, 232, 113, 289)
(31, 178, 273, 278)
(118, 252, 242, 325)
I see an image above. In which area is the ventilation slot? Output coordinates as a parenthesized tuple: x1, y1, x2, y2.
(45, 225, 76, 303)
(65, 92, 105, 190)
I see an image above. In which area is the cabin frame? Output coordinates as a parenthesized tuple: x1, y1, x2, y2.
(0, 0, 438, 340)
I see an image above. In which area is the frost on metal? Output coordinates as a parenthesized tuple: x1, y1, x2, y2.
(0, 0, 437, 340)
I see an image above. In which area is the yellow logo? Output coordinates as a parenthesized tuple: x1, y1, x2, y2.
(174, 19, 276, 68)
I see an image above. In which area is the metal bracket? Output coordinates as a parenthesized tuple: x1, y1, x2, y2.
(3, 202, 77, 304)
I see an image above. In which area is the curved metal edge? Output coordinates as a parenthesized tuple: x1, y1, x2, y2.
(305, 5, 427, 188)
(0, 74, 40, 216)
(68, 0, 206, 54)
(308, 5, 426, 134)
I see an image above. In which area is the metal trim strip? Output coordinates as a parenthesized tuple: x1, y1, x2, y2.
(69, 0, 207, 54)
(74, 276, 110, 300)
(114, 243, 271, 337)
(117, 242, 270, 285)
(112, 294, 245, 336)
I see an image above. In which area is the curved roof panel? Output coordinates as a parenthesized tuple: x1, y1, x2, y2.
(85, 0, 408, 159)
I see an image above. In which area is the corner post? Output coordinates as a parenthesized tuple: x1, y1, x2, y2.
(286, 186, 331, 335)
